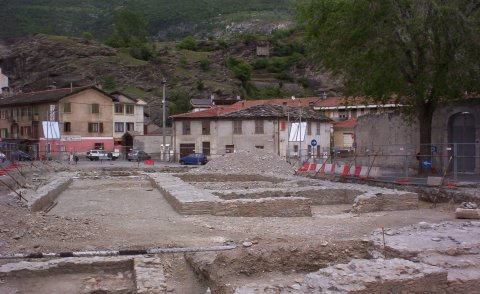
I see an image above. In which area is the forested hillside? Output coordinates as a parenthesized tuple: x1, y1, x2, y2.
(0, 0, 293, 40)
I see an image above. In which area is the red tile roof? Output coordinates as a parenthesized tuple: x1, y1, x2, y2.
(171, 97, 324, 119)
(334, 118, 357, 129)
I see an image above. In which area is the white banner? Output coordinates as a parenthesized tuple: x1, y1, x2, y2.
(289, 122, 306, 142)
(42, 121, 60, 139)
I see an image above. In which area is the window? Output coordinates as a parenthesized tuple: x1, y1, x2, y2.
(115, 104, 124, 114)
(126, 104, 134, 115)
(307, 122, 312, 135)
(64, 122, 71, 132)
(91, 103, 99, 114)
(126, 122, 134, 131)
(316, 122, 321, 135)
(255, 145, 264, 149)
(182, 121, 191, 135)
(0, 110, 7, 119)
(202, 121, 210, 135)
(293, 145, 298, 153)
(94, 143, 104, 150)
(202, 141, 210, 155)
(255, 120, 264, 134)
(32, 121, 39, 138)
(233, 120, 242, 134)
(0, 128, 7, 138)
(21, 107, 26, 117)
(64, 103, 71, 113)
(88, 122, 103, 133)
(23, 126, 32, 137)
(225, 145, 235, 153)
(115, 122, 124, 132)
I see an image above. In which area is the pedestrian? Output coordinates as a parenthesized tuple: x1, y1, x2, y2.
(74, 155, 79, 165)
(69, 152, 73, 165)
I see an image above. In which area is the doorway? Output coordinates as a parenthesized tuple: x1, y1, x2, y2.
(449, 112, 476, 172)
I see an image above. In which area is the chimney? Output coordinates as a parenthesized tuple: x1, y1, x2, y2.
(322, 91, 327, 100)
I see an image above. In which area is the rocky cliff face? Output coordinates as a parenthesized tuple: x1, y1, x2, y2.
(0, 34, 162, 92)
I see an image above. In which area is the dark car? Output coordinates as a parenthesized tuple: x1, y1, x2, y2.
(11, 150, 33, 161)
(127, 150, 151, 161)
(179, 153, 208, 165)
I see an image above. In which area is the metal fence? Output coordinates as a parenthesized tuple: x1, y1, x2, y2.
(286, 143, 480, 182)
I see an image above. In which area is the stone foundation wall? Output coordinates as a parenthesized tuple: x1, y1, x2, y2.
(351, 192, 418, 213)
(29, 174, 73, 212)
(149, 174, 312, 217)
(214, 198, 312, 217)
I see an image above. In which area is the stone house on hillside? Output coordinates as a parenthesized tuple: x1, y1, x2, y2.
(171, 102, 332, 162)
(0, 86, 145, 159)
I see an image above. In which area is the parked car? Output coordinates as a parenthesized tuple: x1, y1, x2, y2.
(0, 152, 6, 163)
(11, 150, 33, 161)
(86, 149, 108, 161)
(179, 153, 208, 165)
(127, 150, 151, 161)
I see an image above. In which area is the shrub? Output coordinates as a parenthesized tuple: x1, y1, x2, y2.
(82, 32, 93, 43)
(177, 36, 198, 51)
(250, 58, 268, 70)
(199, 58, 211, 71)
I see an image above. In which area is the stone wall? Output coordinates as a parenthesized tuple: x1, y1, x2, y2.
(29, 173, 72, 212)
(351, 192, 418, 213)
(355, 112, 419, 169)
(149, 173, 312, 217)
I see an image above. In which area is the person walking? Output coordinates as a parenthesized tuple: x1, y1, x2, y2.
(69, 152, 74, 165)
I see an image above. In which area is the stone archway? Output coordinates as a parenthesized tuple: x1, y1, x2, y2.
(449, 112, 476, 172)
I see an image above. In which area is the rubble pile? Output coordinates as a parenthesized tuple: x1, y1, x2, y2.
(192, 149, 295, 176)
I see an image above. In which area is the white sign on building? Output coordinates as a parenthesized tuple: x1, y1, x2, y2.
(42, 121, 60, 139)
(289, 122, 307, 142)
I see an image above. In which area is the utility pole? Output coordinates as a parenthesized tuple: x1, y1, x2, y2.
(162, 78, 166, 161)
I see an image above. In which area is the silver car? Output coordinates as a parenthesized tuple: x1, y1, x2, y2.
(127, 150, 151, 161)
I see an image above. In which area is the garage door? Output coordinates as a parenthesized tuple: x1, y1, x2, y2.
(179, 143, 195, 158)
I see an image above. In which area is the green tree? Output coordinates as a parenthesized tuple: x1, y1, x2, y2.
(297, 0, 480, 172)
(169, 90, 191, 115)
(106, 9, 148, 48)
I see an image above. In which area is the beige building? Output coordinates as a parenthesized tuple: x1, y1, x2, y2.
(0, 86, 145, 159)
(171, 102, 332, 162)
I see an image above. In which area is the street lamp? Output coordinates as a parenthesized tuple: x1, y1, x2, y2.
(161, 78, 166, 160)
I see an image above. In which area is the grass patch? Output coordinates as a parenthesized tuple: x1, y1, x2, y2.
(119, 86, 151, 98)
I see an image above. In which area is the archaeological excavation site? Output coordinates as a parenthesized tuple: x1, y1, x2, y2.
(0, 149, 479, 293)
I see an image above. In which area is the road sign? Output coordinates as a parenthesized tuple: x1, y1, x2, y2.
(422, 159, 432, 169)
(310, 139, 317, 146)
